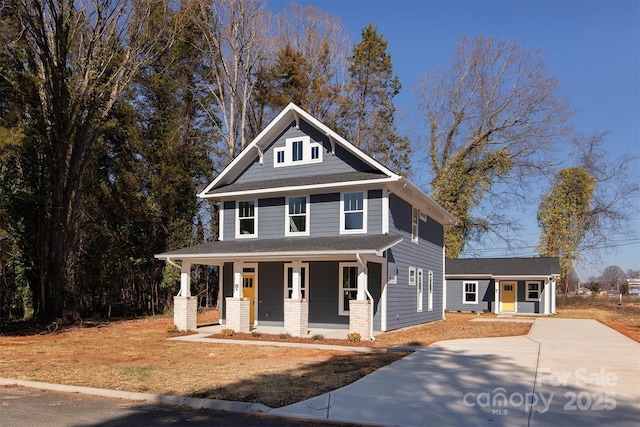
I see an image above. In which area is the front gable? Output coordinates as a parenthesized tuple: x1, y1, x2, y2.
(199, 103, 399, 199)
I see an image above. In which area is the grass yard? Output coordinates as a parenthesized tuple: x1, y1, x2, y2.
(0, 300, 636, 408)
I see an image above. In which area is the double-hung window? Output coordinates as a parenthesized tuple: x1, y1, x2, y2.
(236, 200, 257, 238)
(292, 140, 304, 162)
(526, 281, 541, 301)
(339, 263, 359, 315)
(286, 196, 309, 235)
(341, 192, 366, 233)
(463, 281, 478, 304)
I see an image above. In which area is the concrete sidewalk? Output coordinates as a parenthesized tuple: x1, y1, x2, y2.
(270, 318, 640, 426)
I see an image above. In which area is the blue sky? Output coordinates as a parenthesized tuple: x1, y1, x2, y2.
(266, 0, 640, 280)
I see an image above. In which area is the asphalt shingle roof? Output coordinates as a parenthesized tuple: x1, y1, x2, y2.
(446, 257, 560, 276)
(157, 234, 403, 259)
(203, 171, 388, 195)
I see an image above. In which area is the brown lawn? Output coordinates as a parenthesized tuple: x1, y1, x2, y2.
(0, 302, 635, 408)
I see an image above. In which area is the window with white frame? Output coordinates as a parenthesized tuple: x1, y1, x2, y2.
(273, 136, 322, 167)
(339, 263, 359, 315)
(463, 281, 478, 304)
(285, 264, 308, 299)
(286, 196, 309, 235)
(341, 192, 366, 233)
(428, 270, 434, 311)
(417, 268, 424, 312)
(526, 281, 541, 301)
(412, 207, 419, 243)
(387, 262, 397, 284)
(236, 200, 257, 237)
(408, 266, 416, 286)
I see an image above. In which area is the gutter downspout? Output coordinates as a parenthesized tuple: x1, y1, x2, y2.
(356, 253, 375, 341)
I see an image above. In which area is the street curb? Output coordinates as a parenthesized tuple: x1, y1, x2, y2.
(0, 378, 271, 414)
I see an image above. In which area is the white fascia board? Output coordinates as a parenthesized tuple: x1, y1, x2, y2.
(200, 176, 399, 199)
(156, 249, 383, 262)
(396, 179, 458, 226)
(199, 103, 401, 198)
(198, 105, 298, 197)
(493, 275, 553, 281)
(445, 274, 494, 279)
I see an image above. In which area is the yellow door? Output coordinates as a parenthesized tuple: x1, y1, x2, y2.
(243, 275, 255, 324)
(502, 283, 516, 312)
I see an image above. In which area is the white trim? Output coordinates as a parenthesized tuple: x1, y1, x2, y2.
(273, 136, 323, 168)
(340, 191, 367, 234)
(241, 262, 258, 325)
(428, 270, 434, 311)
(204, 177, 397, 199)
(463, 281, 478, 304)
(285, 195, 310, 236)
(381, 260, 388, 331)
(411, 206, 419, 243)
(387, 262, 397, 284)
(284, 262, 309, 300)
(382, 189, 389, 234)
(417, 268, 424, 312)
(235, 200, 258, 239)
(408, 266, 416, 286)
(218, 207, 224, 241)
(526, 281, 542, 301)
(339, 263, 360, 316)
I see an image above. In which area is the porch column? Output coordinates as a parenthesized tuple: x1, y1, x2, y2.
(551, 279, 557, 314)
(226, 262, 249, 333)
(493, 281, 500, 314)
(174, 261, 197, 331)
(543, 279, 551, 315)
(356, 263, 367, 300)
(291, 261, 301, 299)
(349, 299, 372, 341)
(284, 261, 308, 337)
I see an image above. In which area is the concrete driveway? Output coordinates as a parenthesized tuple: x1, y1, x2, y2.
(270, 318, 640, 426)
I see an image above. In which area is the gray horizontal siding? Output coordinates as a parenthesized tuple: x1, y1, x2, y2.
(446, 279, 494, 312)
(234, 120, 373, 185)
(258, 197, 285, 239)
(310, 193, 340, 237)
(386, 194, 446, 330)
(308, 261, 348, 326)
(517, 280, 545, 313)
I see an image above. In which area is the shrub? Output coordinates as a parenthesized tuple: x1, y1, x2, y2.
(347, 332, 361, 343)
(251, 331, 261, 338)
(220, 328, 235, 337)
(312, 334, 324, 341)
(166, 323, 179, 334)
(279, 332, 291, 339)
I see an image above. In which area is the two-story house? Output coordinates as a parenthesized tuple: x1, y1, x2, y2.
(156, 103, 457, 340)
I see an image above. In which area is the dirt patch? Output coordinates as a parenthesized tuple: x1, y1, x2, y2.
(555, 298, 640, 342)
(0, 311, 532, 408)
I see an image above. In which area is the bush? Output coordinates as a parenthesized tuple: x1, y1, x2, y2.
(312, 334, 324, 341)
(166, 323, 179, 333)
(221, 328, 235, 337)
(347, 332, 361, 343)
(279, 332, 291, 339)
(251, 331, 261, 338)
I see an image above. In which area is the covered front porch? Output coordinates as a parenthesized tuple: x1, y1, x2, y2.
(155, 235, 402, 341)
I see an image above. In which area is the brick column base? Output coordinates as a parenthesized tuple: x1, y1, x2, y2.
(349, 300, 372, 341)
(174, 296, 198, 331)
(284, 299, 309, 338)
(225, 298, 250, 333)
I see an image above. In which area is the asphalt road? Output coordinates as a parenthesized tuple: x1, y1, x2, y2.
(0, 386, 350, 427)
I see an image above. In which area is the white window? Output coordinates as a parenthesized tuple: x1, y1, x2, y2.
(417, 268, 424, 312)
(428, 271, 434, 311)
(273, 136, 322, 167)
(387, 262, 397, 284)
(339, 263, 359, 315)
(463, 281, 478, 304)
(412, 207, 419, 243)
(285, 196, 309, 236)
(408, 266, 416, 286)
(341, 192, 367, 233)
(236, 200, 257, 238)
(292, 140, 303, 162)
(526, 281, 541, 301)
(285, 264, 308, 299)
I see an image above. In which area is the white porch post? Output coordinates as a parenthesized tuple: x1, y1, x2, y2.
(544, 278, 551, 314)
(357, 267, 367, 300)
(494, 281, 500, 314)
(227, 261, 249, 333)
(233, 261, 244, 298)
(551, 279, 557, 314)
(291, 261, 301, 300)
(180, 262, 192, 297)
(174, 261, 197, 331)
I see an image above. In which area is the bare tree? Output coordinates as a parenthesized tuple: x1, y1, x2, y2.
(416, 36, 573, 257)
(0, 0, 173, 318)
(599, 265, 626, 292)
(193, 0, 271, 161)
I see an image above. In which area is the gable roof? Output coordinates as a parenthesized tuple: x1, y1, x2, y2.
(198, 103, 457, 226)
(446, 257, 560, 277)
(156, 234, 403, 261)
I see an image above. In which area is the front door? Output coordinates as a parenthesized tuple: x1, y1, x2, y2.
(243, 274, 255, 324)
(501, 283, 516, 312)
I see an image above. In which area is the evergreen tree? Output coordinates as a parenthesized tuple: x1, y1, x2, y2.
(343, 23, 410, 175)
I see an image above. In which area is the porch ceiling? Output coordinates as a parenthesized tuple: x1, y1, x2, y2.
(155, 234, 402, 261)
